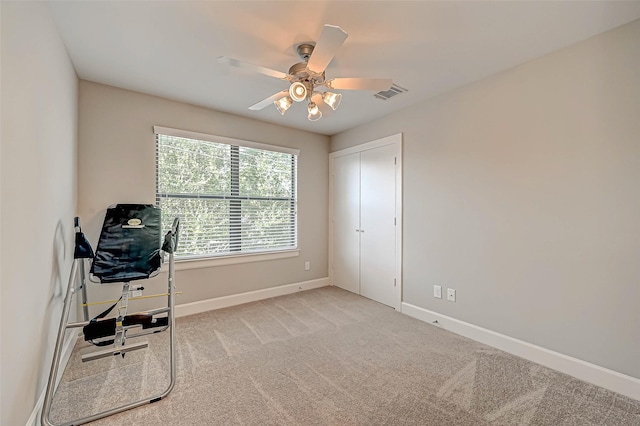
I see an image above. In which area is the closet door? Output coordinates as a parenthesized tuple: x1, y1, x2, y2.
(332, 152, 361, 294)
(359, 144, 397, 307)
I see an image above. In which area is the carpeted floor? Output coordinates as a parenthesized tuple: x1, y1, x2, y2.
(50, 286, 640, 425)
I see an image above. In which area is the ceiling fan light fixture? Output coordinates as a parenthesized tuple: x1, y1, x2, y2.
(220, 25, 392, 124)
(307, 101, 322, 121)
(274, 96, 293, 115)
(322, 91, 342, 110)
(289, 81, 307, 102)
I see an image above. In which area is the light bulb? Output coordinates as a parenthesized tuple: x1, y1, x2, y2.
(289, 82, 307, 102)
(322, 91, 342, 110)
(274, 96, 293, 115)
(307, 101, 322, 121)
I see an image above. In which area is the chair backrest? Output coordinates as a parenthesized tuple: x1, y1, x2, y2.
(90, 204, 162, 283)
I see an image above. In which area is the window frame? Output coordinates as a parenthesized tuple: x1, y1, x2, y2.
(153, 126, 300, 266)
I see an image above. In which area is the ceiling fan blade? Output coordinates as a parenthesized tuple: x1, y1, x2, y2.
(307, 25, 348, 74)
(218, 56, 288, 80)
(248, 90, 289, 110)
(326, 78, 393, 91)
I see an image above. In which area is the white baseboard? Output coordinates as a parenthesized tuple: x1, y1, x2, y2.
(176, 277, 330, 318)
(26, 331, 79, 426)
(401, 302, 640, 401)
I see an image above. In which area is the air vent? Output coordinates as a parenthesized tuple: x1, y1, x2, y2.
(374, 84, 407, 100)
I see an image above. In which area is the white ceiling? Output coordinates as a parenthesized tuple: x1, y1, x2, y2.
(48, 1, 640, 136)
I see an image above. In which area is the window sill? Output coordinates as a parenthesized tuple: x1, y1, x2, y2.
(161, 249, 300, 272)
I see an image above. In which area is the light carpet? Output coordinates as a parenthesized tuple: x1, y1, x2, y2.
(50, 286, 640, 425)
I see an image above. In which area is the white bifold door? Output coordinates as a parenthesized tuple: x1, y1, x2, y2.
(332, 136, 401, 309)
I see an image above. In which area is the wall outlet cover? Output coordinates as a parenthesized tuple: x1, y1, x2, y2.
(447, 288, 456, 302)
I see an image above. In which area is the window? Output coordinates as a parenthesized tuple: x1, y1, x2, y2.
(154, 126, 298, 260)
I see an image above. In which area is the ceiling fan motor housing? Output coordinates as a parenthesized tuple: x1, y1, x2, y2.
(288, 62, 325, 92)
(290, 43, 326, 87)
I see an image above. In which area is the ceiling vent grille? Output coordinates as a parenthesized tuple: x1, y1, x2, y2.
(374, 84, 407, 100)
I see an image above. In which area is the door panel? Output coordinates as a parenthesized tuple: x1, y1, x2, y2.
(360, 145, 396, 307)
(332, 153, 361, 294)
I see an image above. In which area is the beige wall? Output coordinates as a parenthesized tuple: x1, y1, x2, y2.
(1, 2, 79, 425)
(331, 20, 640, 378)
(78, 81, 329, 311)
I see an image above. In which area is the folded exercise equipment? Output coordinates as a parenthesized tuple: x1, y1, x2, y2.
(41, 204, 180, 426)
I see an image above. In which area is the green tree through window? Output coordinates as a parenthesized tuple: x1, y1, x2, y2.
(155, 131, 297, 258)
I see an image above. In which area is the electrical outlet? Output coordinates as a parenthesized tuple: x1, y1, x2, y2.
(304, 261, 310, 271)
(447, 288, 456, 302)
(433, 285, 442, 299)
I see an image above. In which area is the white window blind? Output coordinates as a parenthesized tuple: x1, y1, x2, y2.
(154, 127, 298, 259)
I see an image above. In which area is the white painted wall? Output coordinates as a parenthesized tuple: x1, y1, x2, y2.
(0, 2, 78, 425)
(77, 81, 329, 313)
(331, 19, 640, 379)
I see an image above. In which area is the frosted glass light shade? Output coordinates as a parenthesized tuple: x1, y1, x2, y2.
(274, 96, 293, 115)
(322, 91, 342, 110)
(289, 82, 307, 102)
(307, 102, 322, 121)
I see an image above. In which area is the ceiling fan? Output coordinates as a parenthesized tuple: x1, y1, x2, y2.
(218, 24, 393, 121)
